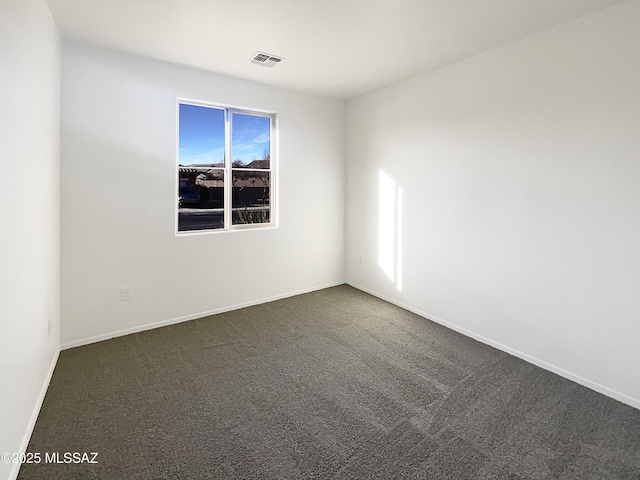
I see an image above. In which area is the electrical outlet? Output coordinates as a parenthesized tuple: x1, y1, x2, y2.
(120, 287, 132, 301)
(357, 256, 363, 267)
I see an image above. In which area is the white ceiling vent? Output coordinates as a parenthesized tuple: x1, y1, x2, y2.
(249, 51, 284, 68)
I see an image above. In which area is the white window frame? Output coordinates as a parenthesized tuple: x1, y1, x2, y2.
(176, 99, 277, 235)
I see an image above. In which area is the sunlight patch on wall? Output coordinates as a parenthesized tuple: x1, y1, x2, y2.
(396, 186, 403, 292)
(378, 170, 403, 291)
(379, 170, 395, 281)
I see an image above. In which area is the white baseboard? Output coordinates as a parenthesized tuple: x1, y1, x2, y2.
(61, 280, 346, 350)
(347, 281, 640, 411)
(10, 348, 60, 480)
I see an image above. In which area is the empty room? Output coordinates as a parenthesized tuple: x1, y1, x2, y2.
(1, 0, 640, 478)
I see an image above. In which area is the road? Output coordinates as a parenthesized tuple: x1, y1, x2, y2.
(178, 208, 224, 231)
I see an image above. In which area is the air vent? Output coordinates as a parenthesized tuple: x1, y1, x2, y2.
(249, 51, 285, 68)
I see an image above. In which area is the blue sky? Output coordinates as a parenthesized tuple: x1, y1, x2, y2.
(179, 104, 270, 165)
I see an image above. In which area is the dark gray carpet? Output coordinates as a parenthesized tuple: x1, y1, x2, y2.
(19, 285, 640, 479)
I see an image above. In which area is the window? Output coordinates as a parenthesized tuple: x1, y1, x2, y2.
(177, 100, 275, 233)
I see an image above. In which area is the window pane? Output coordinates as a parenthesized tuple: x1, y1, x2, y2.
(177, 103, 275, 233)
(179, 104, 225, 166)
(231, 113, 271, 169)
(178, 169, 225, 231)
(232, 171, 270, 225)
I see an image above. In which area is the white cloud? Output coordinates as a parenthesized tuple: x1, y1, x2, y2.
(252, 133, 270, 144)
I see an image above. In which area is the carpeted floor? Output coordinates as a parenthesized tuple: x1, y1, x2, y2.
(19, 285, 640, 479)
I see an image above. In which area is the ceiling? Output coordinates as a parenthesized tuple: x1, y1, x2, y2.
(46, 0, 626, 99)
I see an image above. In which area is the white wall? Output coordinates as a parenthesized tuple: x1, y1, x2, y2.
(0, 0, 61, 478)
(60, 43, 346, 346)
(347, 0, 640, 408)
